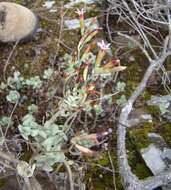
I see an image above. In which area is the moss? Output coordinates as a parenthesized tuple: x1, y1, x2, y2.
(127, 63, 141, 80)
(127, 121, 171, 179)
(129, 128, 150, 149)
(98, 155, 110, 166)
(155, 123, 171, 147)
(127, 146, 152, 179)
(15, 0, 22, 3)
(146, 105, 160, 116)
(85, 150, 123, 190)
(127, 125, 153, 179)
(0, 179, 5, 188)
(125, 80, 137, 97)
(128, 123, 154, 150)
(133, 163, 152, 179)
(87, 174, 114, 190)
(141, 90, 151, 101)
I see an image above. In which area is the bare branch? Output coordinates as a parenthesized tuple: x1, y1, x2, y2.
(105, 0, 171, 189)
(142, 170, 171, 189)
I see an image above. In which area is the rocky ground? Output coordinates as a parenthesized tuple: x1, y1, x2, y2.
(0, 1, 171, 190)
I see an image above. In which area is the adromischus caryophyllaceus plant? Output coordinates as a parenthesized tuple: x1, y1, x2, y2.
(0, 8, 127, 174)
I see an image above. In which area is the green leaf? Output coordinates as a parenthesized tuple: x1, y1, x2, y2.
(43, 68, 54, 80)
(25, 76, 42, 89)
(116, 95, 127, 106)
(78, 28, 100, 51)
(38, 130, 47, 139)
(49, 124, 60, 135)
(159, 104, 168, 115)
(0, 137, 5, 146)
(0, 82, 6, 90)
(18, 114, 41, 140)
(116, 82, 126, 92)
(35, 152, 65, 171)
(0, 116, 13, 127)
(6, 90, 20, 103)
(28, 104, 38, 114)
(41, 136, 58, 151)
(128, 41, 135, 49)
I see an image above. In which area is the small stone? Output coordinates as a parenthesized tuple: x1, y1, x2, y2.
(0, 2, 38, 43)
(43, 1, 55, 9)
(64, 17, 98, 30)
(141, 144, 167, 175)
(64, 0, 95, 8)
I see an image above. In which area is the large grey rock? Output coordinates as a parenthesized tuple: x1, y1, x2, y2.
(147, 95, 171, 107)
(0, 2, 38, 43)
(140, 134, 171, 190)
(141, 144, 168, 175)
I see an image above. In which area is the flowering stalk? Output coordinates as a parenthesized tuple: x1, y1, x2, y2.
(95, 40, 110, 66)
(78, 28, 101, 51)
(75, 8, 85, 36)
(81, 42, 95, 61)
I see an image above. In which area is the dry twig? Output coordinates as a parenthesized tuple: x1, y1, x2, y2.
(106, 0, 171, 189)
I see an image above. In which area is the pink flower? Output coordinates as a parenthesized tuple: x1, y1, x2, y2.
(97, 40, 110, 51)
(75, 8, 86, 16)
(95, 40, 110, 66)
(75, 8, 86, 35)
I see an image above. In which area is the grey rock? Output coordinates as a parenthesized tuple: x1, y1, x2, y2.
(141, 144, 167, 175)
(0, 2, 38, 43)
(147, 95, 171, 107)
(127, 114, 152, 127)
(163, 113, 171, 122)
(64, 17, 98, 30)
(43, 1, 55, 9)
(147, 95, 171, 121)
(140, 134, 171, 190)
(148, 133, 167, 149)
(162, 148, 171, 161)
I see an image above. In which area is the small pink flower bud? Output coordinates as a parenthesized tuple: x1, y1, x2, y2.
(75, 8, 86, 36)
(95, 40, 110, 66)
(97, 40, 110, 52)
(75, 8, 86, 17)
